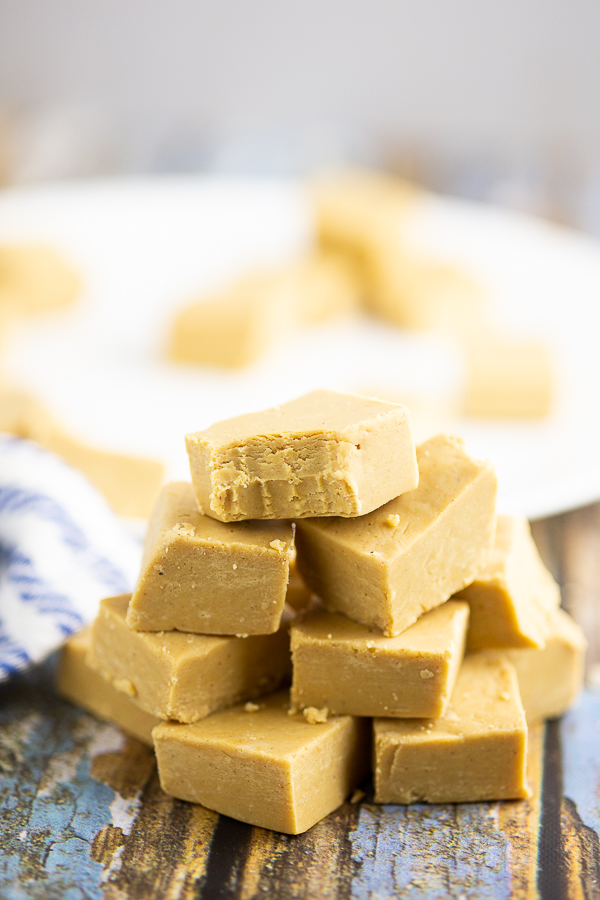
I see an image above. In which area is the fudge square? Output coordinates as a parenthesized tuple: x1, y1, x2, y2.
(290, 600, 469, 718)
(184, 389, 418, 522)
(503, 607, 586, 723)
(296, 434, 497, 636)
(373, 653, 530, 804)
(455, 515, 560, 651)
(89, 595, 292, 723)
(126, 482, 294, 635)
(153, 689, 371, 834)
(56, 628, 160, 746)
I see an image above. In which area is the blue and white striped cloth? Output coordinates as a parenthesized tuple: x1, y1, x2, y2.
(0, 434, 142, 680)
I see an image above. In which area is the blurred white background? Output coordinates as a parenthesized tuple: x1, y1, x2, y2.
(1, 0, 600, 229)
(2, 1, 600, 520)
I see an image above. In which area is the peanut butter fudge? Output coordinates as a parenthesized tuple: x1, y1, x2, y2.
(153, 689, 370, 834)
(127, 482, 294, 635)
(310, 168, 420, 275)
(168, 272, 295, 369)
(296, 434, 496, 636)
(0, 244, 80, 315)
(455, 516, 560, 651)
(185, 390, 418, 522)
(503, 608, 586, 723)
(373, 653, 529, 804)
(0, 389, 164, 518)
(290, 252, 361, 324)
(291, 600, 469, 718)
(367, 256, 484, 333)
(56, 629, 160, 746)
(89, 595, 292, 723)
(463, 338, 554, 419)
(285, 557, 313, 613)
(44, 431, 164, 519)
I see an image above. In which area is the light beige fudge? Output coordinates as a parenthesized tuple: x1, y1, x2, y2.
(373, 653, 529, 804)
(462, 338, 554, 418)
(185, 390, 419, 523)
(56, 628, 160, 746)
(455, 515, 560, 652)
(127, 482, 294, 635)
(44, 431, 164, 519)
(310, 170, 484, 333)
(168, 272, 296, 369)
(0, 389, 164, 519)
(153, 689, 370, 834)
(296, 434, 497, 636)
(285, 557, 313, 613)
(367, 255, 485, 334)
(291, 600, 469, 718)
(310, 168, 421, 282)
(503, 608, 586, 723)
(89, 595, 292, 723)
(289, 251, 362, 324)
(0, 244, 81, 315)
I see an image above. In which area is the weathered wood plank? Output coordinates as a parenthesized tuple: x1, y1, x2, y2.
(2, 504, 600, 898)
(0, 660, 217, 899)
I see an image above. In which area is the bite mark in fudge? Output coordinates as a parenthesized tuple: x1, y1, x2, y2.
(185, 390, 418, 522)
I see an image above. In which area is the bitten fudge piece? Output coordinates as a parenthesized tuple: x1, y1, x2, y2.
(291, 600, 469, 718)
(127, 482, 294, 635)
(56, 629, 160, 746)
(153, 689, 370, 834)
(296, 434, 496, 636)
(185, 390, 418, 522)
(503, 608, 586, 723)
(373, 654, 529, 804)
(455, 515, 560, 651)
(89, 595, 292, 723)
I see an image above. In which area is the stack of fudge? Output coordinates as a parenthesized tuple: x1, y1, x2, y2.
(57, 390, 586, 835)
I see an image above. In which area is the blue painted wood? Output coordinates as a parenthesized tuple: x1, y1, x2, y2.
(0, 660, 116, 900)
(561, 690, 600, 836)
(2, 508, 600, 898)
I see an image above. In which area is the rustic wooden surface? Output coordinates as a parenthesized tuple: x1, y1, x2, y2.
(2, 505, 600, 899)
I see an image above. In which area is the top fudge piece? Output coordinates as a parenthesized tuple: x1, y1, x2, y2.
(296, 434, 497, 636)
(185, 390, 418, 522)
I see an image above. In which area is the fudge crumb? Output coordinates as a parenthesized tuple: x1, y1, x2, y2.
(420, 669, 434, 679)
(114, 678, 136, 698)
(365, 640, 376, 650)
(350, 789, 365, 804)
(303, 706, 329, 724)
(327, 633, 333, 640)
(287, 706, 298, 716)
(244, 702, 261, 713)
(445, 710, 460, 723)
(173, 523, 195, 537)
(384, 514, 400, 528)
(236, 633, 249, 639)
(269, 539, 285, 551)
(232, 564, 238, 570)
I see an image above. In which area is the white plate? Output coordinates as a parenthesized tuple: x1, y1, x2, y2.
(1, 175, 599, 521)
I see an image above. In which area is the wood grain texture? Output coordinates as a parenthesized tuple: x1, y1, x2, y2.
(1, 506, 600, 898)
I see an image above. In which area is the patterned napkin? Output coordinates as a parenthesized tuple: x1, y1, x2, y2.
(0, 434, 142, 680)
